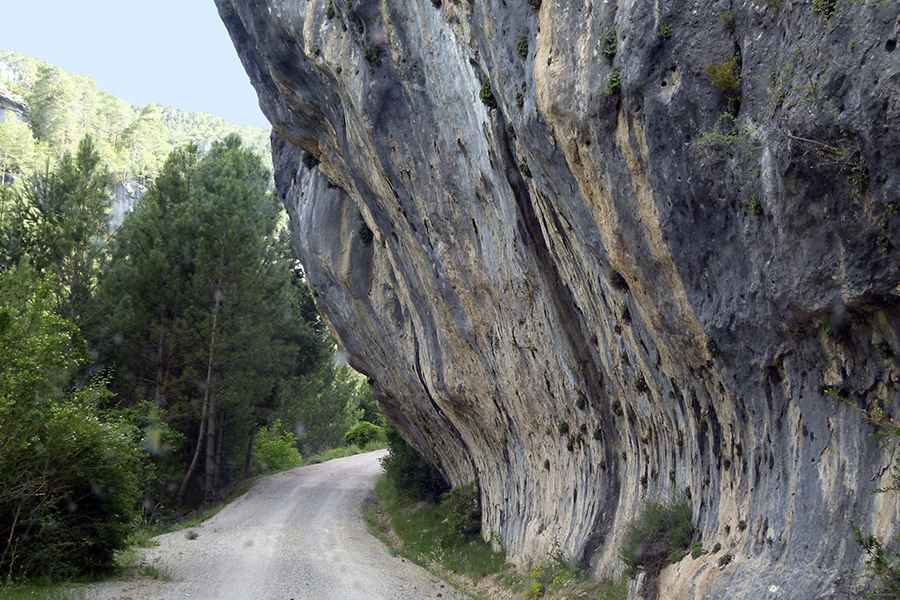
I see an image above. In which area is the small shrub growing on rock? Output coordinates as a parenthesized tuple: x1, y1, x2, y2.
(812, 0, 837, 20)
(619, 498, 694, 577)
(480, 82, 498, 108)
(706, 56, 741, 94)
(364, 45, 382, 67)
(605, 68, 622, 96)
(691, 542, 705, 559)
(602, 30, 617, 61)
(517, 35, 530, 60)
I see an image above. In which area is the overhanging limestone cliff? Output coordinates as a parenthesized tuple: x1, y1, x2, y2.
(217, 1, 900, 597)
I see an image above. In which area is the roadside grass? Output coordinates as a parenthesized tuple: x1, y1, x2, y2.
(0, 580, 83, 600)
(305, 440, 386, 465)
(366, 475, 627, 600)
(367, 476, 506, 580)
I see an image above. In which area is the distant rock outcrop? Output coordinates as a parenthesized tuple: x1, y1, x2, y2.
(218, 1, 900, 598)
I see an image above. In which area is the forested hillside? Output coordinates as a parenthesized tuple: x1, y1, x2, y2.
(0, 50, 271, 183)
(0, 54, 384, 583)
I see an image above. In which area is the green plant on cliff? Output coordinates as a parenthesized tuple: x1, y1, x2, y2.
(619, 498, 694, 577)
(812, 0, 837, 20)
(605, 68, 622, 96)
(517, 35, 530, 60)
(480, 82, 498, 109)
(706, 56, 741, 94)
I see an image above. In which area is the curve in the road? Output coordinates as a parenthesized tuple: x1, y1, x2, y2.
(85, 451, 461, 600)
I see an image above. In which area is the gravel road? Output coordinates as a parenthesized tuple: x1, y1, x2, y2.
(84, 451, 461, 600)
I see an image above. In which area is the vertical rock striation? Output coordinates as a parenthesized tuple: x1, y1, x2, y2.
(217, 1, 900, 597)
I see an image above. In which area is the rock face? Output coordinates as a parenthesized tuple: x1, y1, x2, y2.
(217, 1, 900, 597)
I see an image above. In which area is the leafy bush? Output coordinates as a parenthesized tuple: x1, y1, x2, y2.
(855, 529, 900, 598)
(619, 498, 694, 577)
(252, 420, 303, 474)
(0, 264, 142, 579)
(345, 421, 384, 448)
(442, 484, 482, 537)
(480, 83, 498, 109)
(380, 426, 448, 501)
(705, 56, 741, 93)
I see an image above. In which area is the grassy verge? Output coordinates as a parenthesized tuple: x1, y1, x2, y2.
(305, 440, 386, 465)
(365, 475, 627, 600)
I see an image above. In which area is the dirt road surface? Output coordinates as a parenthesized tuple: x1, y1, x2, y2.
(84, 451, 461, 600)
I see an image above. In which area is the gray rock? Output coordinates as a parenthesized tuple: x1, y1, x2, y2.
(216, 1, 900, 598)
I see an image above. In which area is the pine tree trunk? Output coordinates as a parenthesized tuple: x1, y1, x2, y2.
(204, 396, 217, 501)
(176, 287, 221, 505)
(153, 315, 166, 407)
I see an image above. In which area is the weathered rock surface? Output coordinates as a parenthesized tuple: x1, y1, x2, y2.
(217, 1, 900, 597)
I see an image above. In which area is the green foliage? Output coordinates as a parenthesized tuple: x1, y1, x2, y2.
(364, 46, 382, 67)
(517, 36, 530, 60)
(369, 476, 505, 579)
(253, 420, 303, 474)
(602, 31, 618, 61)
(658, 21, 672, 39)
(285, 364, 367, 455)
(480, 83, 498, 109)
(0, 116, 40, 177)
(706, 56, 741, 94)
(855, 531, 900, 598)
(746, 195, 763, 216)
(605, 68, 622, 96)
(619, 498, 694, 577)
(0, 51, 271, 182)
(15, 136, 113, 325)
(812, 0, 837, 19)
(694, 114, 757, 161)
(0, 264, 142, 579)
(690, 541, 705, 559)
(442, 484, 481, 537)
(344, 421, 384, 447)
(512, 559, 627, 600)
(93, 137, 326, 505)
(381, 425, 449, 501)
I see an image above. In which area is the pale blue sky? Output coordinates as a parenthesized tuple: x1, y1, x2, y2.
(0, 1, 268, 128)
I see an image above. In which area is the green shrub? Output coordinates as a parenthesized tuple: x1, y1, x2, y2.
(855, 529, 900, 598)
(602, 30, 617, 60)
(345, 421, 384, 447)
(706, 56, 741, 93)
(252, 419, 303, 474)
(812, 0, 837, 19)
(480, 83, 498, 109)
(0, 265, 142, 579)
(442, 484, 481, 537)
(605, 68, 622, 96)
(517, 36, 530, 60)
(380, 426, 448, 501)
(619, 498, 694, 577)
